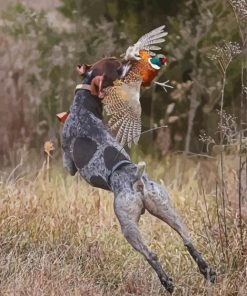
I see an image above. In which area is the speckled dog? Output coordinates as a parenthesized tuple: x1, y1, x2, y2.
(61, 60, 216, 293)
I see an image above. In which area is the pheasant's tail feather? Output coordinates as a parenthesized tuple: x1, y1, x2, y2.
(132, 117, 141, 144)
(108, 112, 126, 131)
(108, 109, 141, 147)
(103, 80, 142, 147)
(103, 85, 127, 114)
(116, 116, 130, 146)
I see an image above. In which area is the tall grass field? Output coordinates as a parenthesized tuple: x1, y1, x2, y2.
(0, 154, 246, 295)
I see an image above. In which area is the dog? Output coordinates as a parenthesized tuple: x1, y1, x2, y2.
(61, 59, 216, 293)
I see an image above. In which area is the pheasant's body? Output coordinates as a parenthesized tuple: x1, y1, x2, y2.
(124, 50, 160, 87)
(103, 50, 164, 146)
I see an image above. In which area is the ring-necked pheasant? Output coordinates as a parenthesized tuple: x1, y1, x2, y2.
(57, 25, 173, 146)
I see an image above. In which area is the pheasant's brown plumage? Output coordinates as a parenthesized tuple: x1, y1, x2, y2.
(103, 76, 142, 147)
(124, 50, 159, 86)
(103, 49, 163, 146)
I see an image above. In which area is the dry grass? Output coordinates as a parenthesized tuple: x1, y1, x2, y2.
(0, 154, 246, 296)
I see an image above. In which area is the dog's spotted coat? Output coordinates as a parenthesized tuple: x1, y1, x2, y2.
(61, 71, 216, 293)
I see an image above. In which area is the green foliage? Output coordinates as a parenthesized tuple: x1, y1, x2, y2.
(0, 0, 246, 164)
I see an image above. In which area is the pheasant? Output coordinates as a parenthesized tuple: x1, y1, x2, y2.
(102, 52, 168, 146)
(101, 26, 172, 146)
(57, 25, 172, 146)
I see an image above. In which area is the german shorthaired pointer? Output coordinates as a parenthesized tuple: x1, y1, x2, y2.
(61, 59, 216, 293)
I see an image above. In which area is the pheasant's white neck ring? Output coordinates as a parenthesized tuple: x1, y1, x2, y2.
(148, 58, 161, 70)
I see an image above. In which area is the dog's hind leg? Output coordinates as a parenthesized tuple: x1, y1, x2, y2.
(113, 185, 174, 293)
(143, 179, 216, 283)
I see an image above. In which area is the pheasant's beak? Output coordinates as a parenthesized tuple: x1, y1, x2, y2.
(161, 57, 167, 66)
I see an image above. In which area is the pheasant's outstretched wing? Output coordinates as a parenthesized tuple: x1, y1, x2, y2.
(103, 78, 142, 147)
(124, 25, 168, 61)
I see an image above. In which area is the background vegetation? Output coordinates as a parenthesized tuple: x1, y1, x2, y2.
(0, 0, 246, 165)
(0, 0, 246, 295)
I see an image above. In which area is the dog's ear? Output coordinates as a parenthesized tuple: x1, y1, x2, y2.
(100, 73, 112, 89)
(76, 64, 91, 76)
(90, 75, 105, 97)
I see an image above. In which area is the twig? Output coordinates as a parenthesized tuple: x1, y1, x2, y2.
(220, 151, 229, 265)
(238, 139, 244, 252)
(215, 182, 226, 261)
(200, 175, 212, 229)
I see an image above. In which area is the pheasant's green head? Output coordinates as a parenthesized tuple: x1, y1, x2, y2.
(150, 54, 167, 69)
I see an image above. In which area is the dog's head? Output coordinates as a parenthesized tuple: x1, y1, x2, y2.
(77, 58, 123, 89)
(56, 58, 125, 124)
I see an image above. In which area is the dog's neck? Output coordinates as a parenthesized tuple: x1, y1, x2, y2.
(71, 76, 103, 119)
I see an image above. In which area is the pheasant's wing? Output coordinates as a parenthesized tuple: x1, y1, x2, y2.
(124, 25, 168, 61)
(103, 79, 142, 147)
